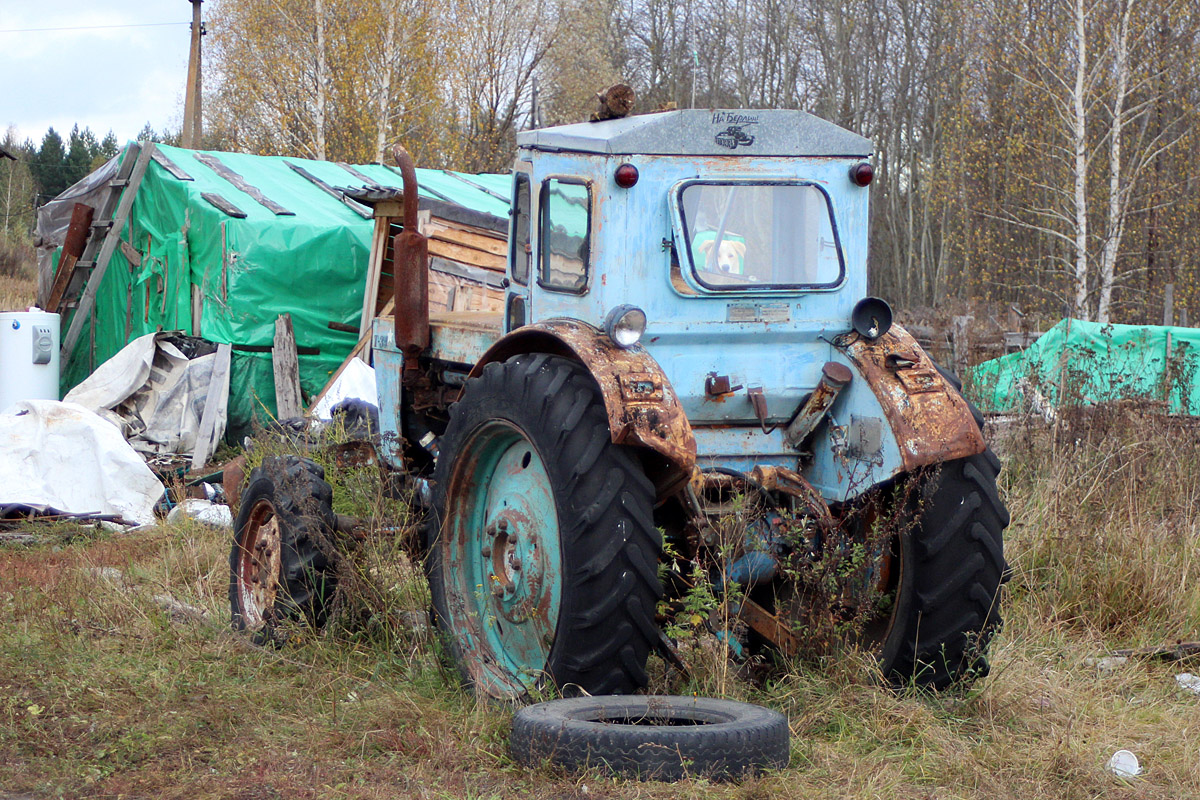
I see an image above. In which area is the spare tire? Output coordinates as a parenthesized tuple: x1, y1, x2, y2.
(510, 695, 790, 781)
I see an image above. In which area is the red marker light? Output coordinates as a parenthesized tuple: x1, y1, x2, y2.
(849, 162, 873, 187)
(614, 163, 639, 188)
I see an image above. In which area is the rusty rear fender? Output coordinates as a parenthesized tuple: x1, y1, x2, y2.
(840, 324, 985, 472)
(468, 319, 697, 497)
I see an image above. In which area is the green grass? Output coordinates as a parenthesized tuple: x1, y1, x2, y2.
(4, 406, 1200, 797)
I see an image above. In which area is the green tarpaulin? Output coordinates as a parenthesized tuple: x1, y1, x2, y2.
(969, 318, 1200, 415)
(55, 144, 510, 438)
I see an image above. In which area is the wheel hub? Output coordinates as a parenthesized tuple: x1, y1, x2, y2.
(237, 499, 282, 627)
(483, 512, 548, 624)
(443, 421, 563, 696)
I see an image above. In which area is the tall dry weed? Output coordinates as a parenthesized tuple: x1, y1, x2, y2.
(997, 403, 1200, 643)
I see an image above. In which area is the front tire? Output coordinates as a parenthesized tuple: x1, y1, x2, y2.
(427, 354, 663, 700)
(229, 456, 338, 643)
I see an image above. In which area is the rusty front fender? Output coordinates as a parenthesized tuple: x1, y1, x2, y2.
(840, 324, 985, 471)
(469, 319, 697, 497)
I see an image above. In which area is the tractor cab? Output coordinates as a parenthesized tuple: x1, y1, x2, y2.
(501, 110, 959, 501)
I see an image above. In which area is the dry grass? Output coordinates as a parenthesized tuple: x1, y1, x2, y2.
(0, 271, 35, 312)
(4, 408, 1200, 798)
(0, 238, 36, 311)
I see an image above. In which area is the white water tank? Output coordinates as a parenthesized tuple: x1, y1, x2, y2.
(0, 309, 60, 414)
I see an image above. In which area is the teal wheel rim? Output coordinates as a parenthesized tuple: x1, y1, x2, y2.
(442, 420, 563, 697)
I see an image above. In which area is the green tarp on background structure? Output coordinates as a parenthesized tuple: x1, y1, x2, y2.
(54, 144, 510, 438)
(969, 318, 1200, 415)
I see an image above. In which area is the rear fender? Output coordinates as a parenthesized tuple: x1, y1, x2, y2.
(839, 324, 984, 472)
(469, 319, 697, 497)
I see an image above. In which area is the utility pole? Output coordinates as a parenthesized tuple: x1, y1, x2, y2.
(181, 0, 205, 148)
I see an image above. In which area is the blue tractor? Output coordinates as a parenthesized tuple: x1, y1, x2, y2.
(230, 109, 1009, 699)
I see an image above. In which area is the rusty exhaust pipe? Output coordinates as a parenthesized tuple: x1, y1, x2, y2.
(390, 145, 429, 382)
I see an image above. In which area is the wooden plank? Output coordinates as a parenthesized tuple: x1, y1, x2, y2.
(151, 149, 194, 181)
(285, 161, 372, 219)
(123, 260, 135, 343)
(439, 170, 509, 202)
(46, 254, 79, 312)
(61, 143, 153, 363)
(118, 239, 142, 267)
(201, 192, 247, 218)
(381, 163, 454, 202)
(427, 238, 506, 271)
(220, 221, 228, 303)
(430, 255, 507, 289)
(427, 225, 508, 257)
(191, 343, 232, 471)
(359, 216, 388, 339)
(428, 215, 508, 241)
(273, 313, 304, 419)
(195, 152, 294, 215)
(336, 162, 379, 186)
(191, 284, 203, 337)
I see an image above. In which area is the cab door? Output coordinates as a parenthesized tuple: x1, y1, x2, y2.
(505, 166, 533, 332)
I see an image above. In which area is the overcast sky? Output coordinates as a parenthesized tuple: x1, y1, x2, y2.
(1, 0, 195, 147)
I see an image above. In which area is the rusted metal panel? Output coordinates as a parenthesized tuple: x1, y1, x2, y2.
(427, 311, 502, 366)
(469, 319, 697, 496)
(735, 597, 798, 657)
(841, 324, 984, 470)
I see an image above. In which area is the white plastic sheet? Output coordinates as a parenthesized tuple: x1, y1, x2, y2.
(313, 359, 378, 420)
(0, 400, 164, 526)
(64, 332, 227, 456)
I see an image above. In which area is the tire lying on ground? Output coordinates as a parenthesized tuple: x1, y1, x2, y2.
(510, 695, 790, 781)
(229, 455, 339, 644)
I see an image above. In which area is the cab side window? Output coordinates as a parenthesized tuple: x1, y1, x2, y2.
(539, 178, 590, 294)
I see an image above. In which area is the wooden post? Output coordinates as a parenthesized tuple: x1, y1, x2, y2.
(181, 0, 204, 148)
(273, 313, 303, 419)
(951, 315, 971, 378)
(1164, 283, 1175, 327)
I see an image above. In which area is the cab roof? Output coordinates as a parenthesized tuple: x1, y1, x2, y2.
(516, 109, 873, 158)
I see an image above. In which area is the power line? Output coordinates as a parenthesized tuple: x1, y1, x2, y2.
(0, 22, 188, 34)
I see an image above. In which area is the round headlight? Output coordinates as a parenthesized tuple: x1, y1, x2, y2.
(604, 305, 647, 348)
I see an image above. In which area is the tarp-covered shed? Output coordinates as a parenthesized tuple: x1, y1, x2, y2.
(38, 143, 511, 436)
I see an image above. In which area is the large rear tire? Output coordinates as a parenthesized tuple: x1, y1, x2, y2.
(427, 354, 663, 700)
(878, 449, 1009, 688)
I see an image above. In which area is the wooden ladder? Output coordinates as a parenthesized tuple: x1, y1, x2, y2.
(54, 141, 157, 369)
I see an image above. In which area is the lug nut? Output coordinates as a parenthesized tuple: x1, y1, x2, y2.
(481, 544, 492, 557)
(497, 518, 509, 532)
(509, 556, 522, 571)
(491, 584, 505, 598)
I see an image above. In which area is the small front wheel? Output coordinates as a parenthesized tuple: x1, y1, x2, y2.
(229, 455, 338, 643)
